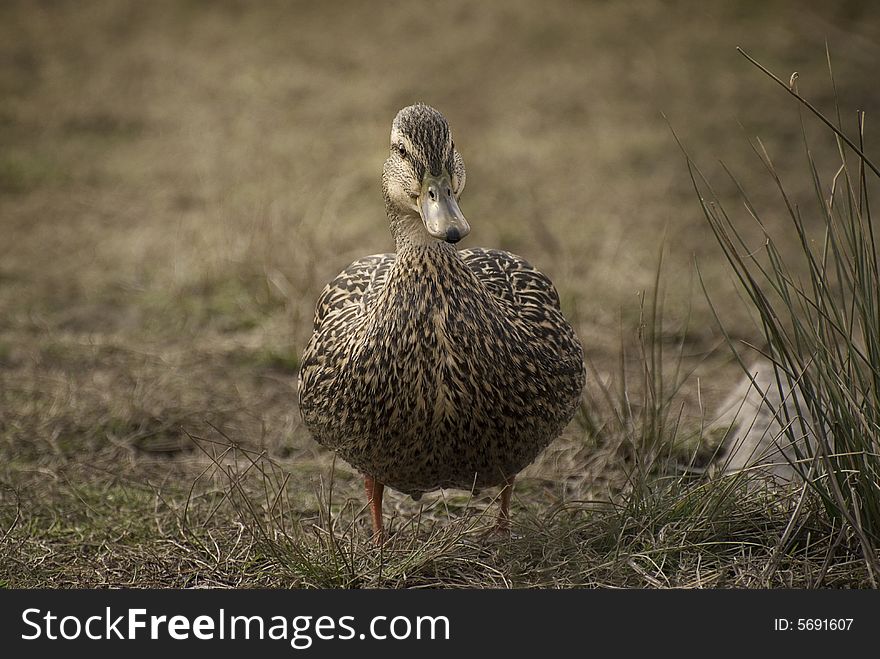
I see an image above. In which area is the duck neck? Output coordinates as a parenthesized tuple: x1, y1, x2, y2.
(367, 217, 465, 317)
(387, 205, 437, 249)
(376, 204, 476, 308)
(392, 233, 461, 280)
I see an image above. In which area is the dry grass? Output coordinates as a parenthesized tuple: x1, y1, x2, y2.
(2, 0, 880, 588)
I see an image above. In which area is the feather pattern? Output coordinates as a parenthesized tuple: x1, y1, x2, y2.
(298, 243, 585, 496)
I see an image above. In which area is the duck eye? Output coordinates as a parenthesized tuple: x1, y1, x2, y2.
(397, 143, 407, 158)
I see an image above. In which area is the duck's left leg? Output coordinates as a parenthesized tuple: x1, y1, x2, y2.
(364, 475, 385, 543)
(495, 477, 514, 532)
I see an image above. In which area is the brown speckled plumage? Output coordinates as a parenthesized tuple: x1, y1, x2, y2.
(298, 104, 585, 514)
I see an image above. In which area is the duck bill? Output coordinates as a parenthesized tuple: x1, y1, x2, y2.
(419, 174, 470, 244)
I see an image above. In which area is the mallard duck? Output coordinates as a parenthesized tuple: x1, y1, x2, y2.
(298, 104, 585, 538)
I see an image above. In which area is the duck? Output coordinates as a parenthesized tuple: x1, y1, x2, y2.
(298, 104, 585, 539)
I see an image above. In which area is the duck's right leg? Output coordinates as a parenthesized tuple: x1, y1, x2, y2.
(364, 475, 385, 543)
(495, 478, 514, 534)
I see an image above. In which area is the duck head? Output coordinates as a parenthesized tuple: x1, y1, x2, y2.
(382, 104, 469, 246)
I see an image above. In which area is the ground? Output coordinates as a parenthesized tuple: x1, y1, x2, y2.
(1, 0, 879, 587)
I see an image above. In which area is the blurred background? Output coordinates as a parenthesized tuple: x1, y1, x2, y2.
(2, 0, 880, 584)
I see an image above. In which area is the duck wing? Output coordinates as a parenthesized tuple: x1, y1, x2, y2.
(459, 247, 563, 317)
(311, 253, 396, 332)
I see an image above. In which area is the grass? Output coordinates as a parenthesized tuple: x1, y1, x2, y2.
(0, 152, 64, 194)
(4, 416, 870, 588)
(685, 46, 880, 582)
(2, 1, 880, 588)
